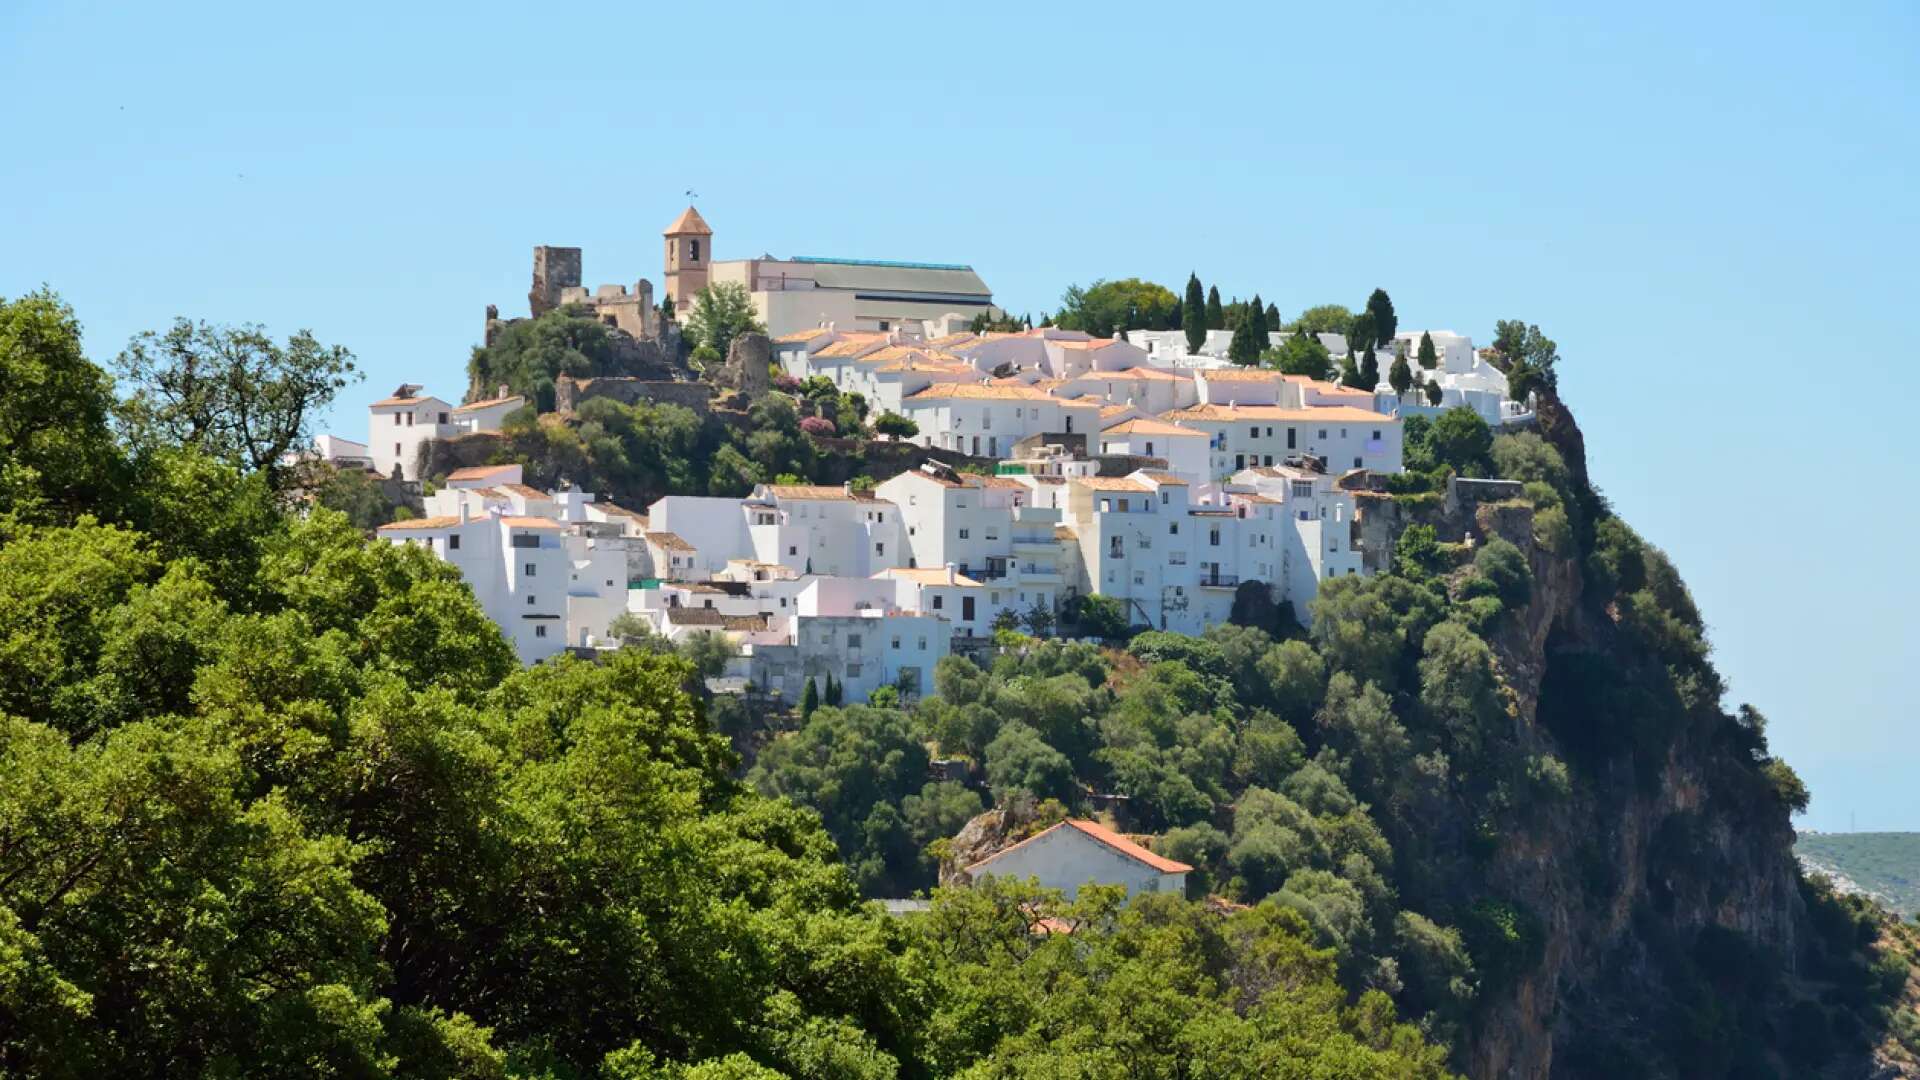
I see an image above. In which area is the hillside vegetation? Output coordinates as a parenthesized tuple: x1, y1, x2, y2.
(1799, 833, 1920, 917)
(5, 289, 1918, 1078)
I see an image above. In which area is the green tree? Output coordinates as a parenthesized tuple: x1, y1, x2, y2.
(1359, 344, 1380, 389)
(1427, 407, 1494, 474)
(1184, 274, 1208, 354)
(310, 463, 399, 530)
(1365, 288, 1397, 346)
(1347, 311, 1376, 357)
(0, 291, 127, 524)
(1417, 330, 1438, 370)
(1424, 378, 1444, 407)
(874, 411, 918, 440)
(1292, 303, 1356, 334)
(1267, 332, 1333, 379)
(1021, 599, 1056, 638)
(467, 305, 625, 412)
(1228, 317, 1265, 366)
(1389, 351, 1413, 398)
(1492, 319, 1559, 400)
(115, 318, 358, 487)
(801, 676, 820, 718)
(686, 282, 765, 359)
(1205, 285, 1225, 330)
(1054, 278, 1179, 336)
(1248, 293, 1269, 342)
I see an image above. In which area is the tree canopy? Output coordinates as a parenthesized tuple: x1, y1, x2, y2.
(686, 281, 766, 360)
(1053, 278, 1180, 337)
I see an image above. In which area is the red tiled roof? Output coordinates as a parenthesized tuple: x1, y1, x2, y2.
(966, 819, 1192, 875)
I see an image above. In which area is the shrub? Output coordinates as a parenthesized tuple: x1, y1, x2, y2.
(798, 416, 836, 437)
(1473, 538, 1532, 608)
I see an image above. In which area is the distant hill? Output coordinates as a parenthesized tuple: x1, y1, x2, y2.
(1797, 832, 1920, 915)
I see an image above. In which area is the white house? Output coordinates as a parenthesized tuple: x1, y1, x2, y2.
(744, 484, 907, 578)
(1096, 417, 1211, 483)
(369, 385, 458, 481)
(873, 566, 995, 640)
(900, 383, 1103, 458)
(962, 819, 1191, 901)
(1161, 404, 1403, 481)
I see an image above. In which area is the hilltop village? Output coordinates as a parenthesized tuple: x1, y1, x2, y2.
(305, 206, 1538, 706)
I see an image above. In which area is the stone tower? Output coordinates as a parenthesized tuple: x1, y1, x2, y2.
(530, 246, 583, 319)
(662, 206, 712, 315)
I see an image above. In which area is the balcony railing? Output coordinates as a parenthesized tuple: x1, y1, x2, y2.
(1198, 572, 1239, 588)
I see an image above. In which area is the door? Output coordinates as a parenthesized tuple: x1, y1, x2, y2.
(961, 596, 975, 623)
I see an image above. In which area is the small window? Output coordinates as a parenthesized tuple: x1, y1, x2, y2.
(438, 412, 449, 424)
(891, 636, 902, 649)
(875, 543, 885, 555)
(918, 636, 927, 650)
(789, 546, 798, 556)
(526, 595, 536, 605)
(1209, 528, 1221, 547)
(535, 625, 548, 638)
(847, 662, 863, 677)
(1133, 572, 1145, 585)
(688, 238, 700, 261)
(448, 534, 461, 550)
(933, 595, 943, 610)
(1353, 457, 1363, 469)
(524, 562, 536, 576)
(1160, 491, 1168, 504)
(958, 528, 970, 540)
(848, 634, 862, 648)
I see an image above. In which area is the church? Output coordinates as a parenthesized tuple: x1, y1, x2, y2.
(664, 205, 1000, 337)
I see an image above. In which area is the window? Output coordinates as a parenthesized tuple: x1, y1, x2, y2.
(847, 663, 863, 677)
(394, 414, 402, 426)
(1372, 429, 1382, 439)
(918, 636, 927, 650)
(1109, 536, 1124, 558)
(958, 528, 970, 540)
(848, 634, 862, 648)
(524, 562, 536, 576)
(448, 534, 460, 550)
(1209, 528, 1221, 547)
(438, 412, 449, 424)
(985, 530, 998, 541)
(526, 595, 536, 605)
(878, 321, 890, 331)
(961, 596, 975, 621)
(688, 239, 700, 261)
(1170, 551, 1187, 565)
(1145, 441, 1155, 456)
(1330, 539, 1339, 551)
(875, 542, 884, 556)
(892, 636, 902, 649)
(394, 442, 401, 456)
(1291, 481, 1314, 498)
(1160, 491, 1169, 505)
(535, 625, 547, 638)
(1248, 425, 1258, 438)
(1318, 429, 1328, 439)
(1138, 536, 1151, 550)
(1287, 427, 1297, 449)
(406, 413, 413, 426)
(933, 595, 943, 610)
(1118, 498, 1129, 512)
(1353, 457, 1363, 469)
(788, 545, 798, 556)
(1170, 522, 1179, 535)
(510, 533, 539, 548)
(1133, 572, 1145, 585)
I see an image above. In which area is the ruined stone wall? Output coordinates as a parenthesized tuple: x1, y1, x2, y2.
(529, 246, 582, 318)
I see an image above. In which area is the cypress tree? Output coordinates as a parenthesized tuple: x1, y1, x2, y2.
(1168, 297, 1183, 334)
(1265, 302, 1281, 331)
(801, 676, 819, 718)
(1348, 311, 1375, 356)
(1183, 274, 1206, 354)
(1390, 352, 1413, 397)
(1228, 318, 1262, 366)
(1417, 330, 1438, 369)
(1366, 288, 1397, 346)
(1424, 378, 1443, 406)
(1360, 344, 1380, 388)
(1205, 286, 1224, 330)
(1249, 293, 1268, 342)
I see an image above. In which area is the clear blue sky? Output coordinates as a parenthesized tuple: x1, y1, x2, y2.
(4, 2, 1914, 831)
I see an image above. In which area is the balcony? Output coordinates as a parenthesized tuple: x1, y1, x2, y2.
(1198, 572, 1239, 588)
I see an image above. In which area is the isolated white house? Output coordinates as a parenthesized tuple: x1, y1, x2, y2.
(963, 819, 1191, 901)
(368, 385, 525, 481)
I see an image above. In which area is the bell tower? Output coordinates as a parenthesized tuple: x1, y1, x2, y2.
(663, 205, 713, 314)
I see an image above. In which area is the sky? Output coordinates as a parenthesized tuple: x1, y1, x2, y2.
(4, 2, 1915, 831)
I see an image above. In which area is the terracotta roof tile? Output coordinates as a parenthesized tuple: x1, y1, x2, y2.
(453, 394, 525, 413)
(378, 515, 462, 531)
(645, 531, 696, 551)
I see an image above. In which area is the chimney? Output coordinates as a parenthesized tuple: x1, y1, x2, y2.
(458, 500, 470, 524)
(945, 562, 957, 585)
(842, 481, 853, 497)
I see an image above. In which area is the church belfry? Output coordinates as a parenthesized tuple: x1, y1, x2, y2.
(663, 205, 713, 314)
